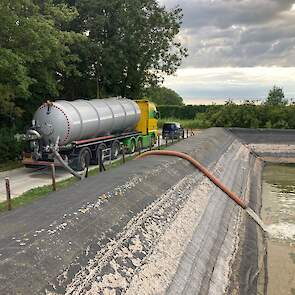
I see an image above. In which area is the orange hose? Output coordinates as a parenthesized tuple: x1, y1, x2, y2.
(137, 150, 247, 209)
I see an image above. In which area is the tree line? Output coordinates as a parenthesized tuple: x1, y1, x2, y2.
(0, 0, 187, 130)
(160, 86, 295, 129)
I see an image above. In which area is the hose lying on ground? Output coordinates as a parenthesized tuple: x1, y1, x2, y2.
(137, 150, 266, 232)
(52, 149, 85, 180)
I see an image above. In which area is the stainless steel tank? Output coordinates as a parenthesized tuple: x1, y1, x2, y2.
(33, 97, 141, 146)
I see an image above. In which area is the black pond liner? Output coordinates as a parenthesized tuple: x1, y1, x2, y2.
(0, 127, 295, 294)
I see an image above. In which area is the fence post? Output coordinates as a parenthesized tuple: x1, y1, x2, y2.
(158, 135, 160, 150)
(5, 177, 12, 211)
(186, 129, 189, 138)
(172, 132, 174, 144)
(165, 136, 168, 147)
(51, 164, 56, 191)
(109, 148, 112, 166)
(99, 150, 106, 172)
(138, 142, 141, 155)
(122, 145, 126, 164)
(85, 162, 89, 178)
(149, 136, 152, 151)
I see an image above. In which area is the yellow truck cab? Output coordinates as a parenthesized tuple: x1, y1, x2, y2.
(121, 99, 159, 153)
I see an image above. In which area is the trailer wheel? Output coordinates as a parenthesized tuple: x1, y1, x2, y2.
(136, 139, 143, 152)
(151, 134, 156, 146)
(77, 148, 91, 171)
(97, 143, 107, 164)
(129, 139, 136, 154)
(111, 141, 121, 159)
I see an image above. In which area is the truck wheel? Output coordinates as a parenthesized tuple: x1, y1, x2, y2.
(129, 139, 136, 154)
(77, 148, 91, 171)
(151, 134, 156, 146)
(97, 143, 107, 164)
(136, 139, 143, 151)
(111, 141, 121, 159)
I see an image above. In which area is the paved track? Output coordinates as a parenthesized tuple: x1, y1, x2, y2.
(0, 167, 73, 201)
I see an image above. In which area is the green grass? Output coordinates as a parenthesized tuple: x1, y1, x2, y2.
(158, 117, 201, 129)
(0, 161, 23, 172)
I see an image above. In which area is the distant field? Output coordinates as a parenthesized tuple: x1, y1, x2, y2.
(158, 118, 200, 129)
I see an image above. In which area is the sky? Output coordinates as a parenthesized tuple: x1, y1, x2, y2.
(159, 0, 295, 104)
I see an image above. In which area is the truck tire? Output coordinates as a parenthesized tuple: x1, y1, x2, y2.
(129, 139, 136, 154)
(151, 134, 156, 146)
(76, 148, 91, 171)
(111, 141, 121, 159)
(136, 139, 143, 152)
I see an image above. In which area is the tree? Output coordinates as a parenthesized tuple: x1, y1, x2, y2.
(59, 0, 187, 99)
(0, 0, 187, 127)
(265, 86, 288, 106)
(145, 86, 184, 105)
(0, 0, 81, 127)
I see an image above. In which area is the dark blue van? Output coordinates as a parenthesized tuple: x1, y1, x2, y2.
(162, 122, 184, 139)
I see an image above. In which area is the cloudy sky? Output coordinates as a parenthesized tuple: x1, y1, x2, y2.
(159, 0, 295, 104)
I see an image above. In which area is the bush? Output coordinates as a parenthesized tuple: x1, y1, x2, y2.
(158, 102, 295, 130)
(157, 105, 218, 120)
(192, 103, 295, 129)
(0, 128, 24, 163)
(158, 118, 201, 129)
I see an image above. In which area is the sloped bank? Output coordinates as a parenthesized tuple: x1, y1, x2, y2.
(226, 128, 295, 295)
(0, 128, 294, 294)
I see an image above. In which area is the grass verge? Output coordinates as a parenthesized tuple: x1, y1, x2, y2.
(0, 161, 23, 172)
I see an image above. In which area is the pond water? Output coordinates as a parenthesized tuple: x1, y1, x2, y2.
(262, 163, 295, 295)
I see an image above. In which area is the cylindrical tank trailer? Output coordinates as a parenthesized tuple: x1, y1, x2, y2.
(33, 98, 141, 146)
(23, 97, 159, 171)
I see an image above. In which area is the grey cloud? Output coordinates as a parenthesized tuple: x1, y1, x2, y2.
(161, 0, 295, 67)
(163, 0, 294, 29)
(240, 23, 295, 44)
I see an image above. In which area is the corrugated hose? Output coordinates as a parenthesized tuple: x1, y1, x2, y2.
(137, 150, 266, 232)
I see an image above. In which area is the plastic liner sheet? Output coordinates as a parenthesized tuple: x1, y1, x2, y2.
(2, 127, 293, 294)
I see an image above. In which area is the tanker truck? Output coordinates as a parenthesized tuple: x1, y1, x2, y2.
(22, 97, 159, 171)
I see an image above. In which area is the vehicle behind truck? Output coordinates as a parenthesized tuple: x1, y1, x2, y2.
(162, 122, 184, 139)
(23, 97, 159, 171)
